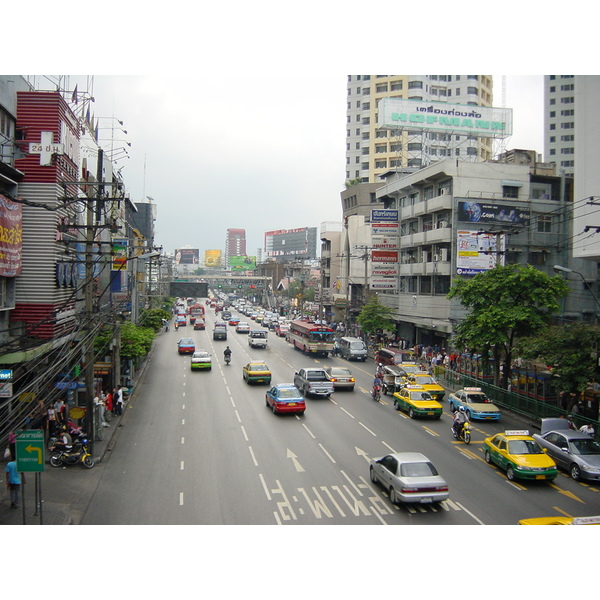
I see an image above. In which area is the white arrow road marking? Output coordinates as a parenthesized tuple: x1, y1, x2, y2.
(287, 449, 305, 472)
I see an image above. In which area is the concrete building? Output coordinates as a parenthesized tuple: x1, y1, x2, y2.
(369, 156, 595, 347)
(346, 75, 494, 184)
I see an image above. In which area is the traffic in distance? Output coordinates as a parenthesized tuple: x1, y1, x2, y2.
(164, 293, 600, 525)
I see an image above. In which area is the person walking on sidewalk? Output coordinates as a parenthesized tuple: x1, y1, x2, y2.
(5, 459, 24, 509)
(114, 385, 124, 416)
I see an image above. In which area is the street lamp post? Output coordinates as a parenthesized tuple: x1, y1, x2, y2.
(553, 264, 600, 312)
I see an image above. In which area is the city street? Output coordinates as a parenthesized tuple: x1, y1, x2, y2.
(76, 307, 600, 526)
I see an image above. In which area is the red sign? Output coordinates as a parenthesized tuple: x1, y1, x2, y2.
(0, 194, 23, 277)
(371, 250, 398, 263)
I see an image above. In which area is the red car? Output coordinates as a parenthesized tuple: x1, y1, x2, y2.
(177, 338, 195, 354)
(265, 384, 306, 415)
(193, 319, 206, 330)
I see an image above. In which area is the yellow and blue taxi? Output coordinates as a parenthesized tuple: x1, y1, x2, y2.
(484, 430, 558, 482)
(448, 387, 501, 420)
(242, 361, 272, 385)
(406, 372, 446, 402)
(393, 385, 443, 419)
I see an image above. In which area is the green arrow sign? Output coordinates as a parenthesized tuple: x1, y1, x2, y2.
(15, 430, 45, 472)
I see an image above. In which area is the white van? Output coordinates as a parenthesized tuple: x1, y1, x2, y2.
(248, 329, 268, 349)
(339, 337, 367, 361)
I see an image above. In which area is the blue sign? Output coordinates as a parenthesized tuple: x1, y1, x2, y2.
(0, 369, 13, 380)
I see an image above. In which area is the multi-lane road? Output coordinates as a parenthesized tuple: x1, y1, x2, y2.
(81, 305, 600, 525)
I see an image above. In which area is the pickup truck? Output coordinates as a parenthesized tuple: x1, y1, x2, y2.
(248, 329, 268, 349)
(293, 367, 334, 398)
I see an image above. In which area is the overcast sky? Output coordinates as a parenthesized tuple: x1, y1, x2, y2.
(25, 73, 544, 259)
(10, 3, 588, 262)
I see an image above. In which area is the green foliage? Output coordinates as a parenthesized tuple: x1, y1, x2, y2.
(447, 264, 569, 384)
(517, 323, 600, 394)
(119, 321, 155, 359)
(356, 295, 395, 337)
(139, 308, 173, 331)
(345, 177, 362, 189)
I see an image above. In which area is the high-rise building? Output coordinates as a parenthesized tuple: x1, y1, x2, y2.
(544, 75, 600, 262)
(346, 75, 494, 183)
(225, 228, 246, 268)
(543, 75, 576, 176)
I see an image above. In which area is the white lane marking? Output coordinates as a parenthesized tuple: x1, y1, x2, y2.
(340, 407, 355, 419)
(382, 441, 396, 452)
(302, 424, 316, 439)
(179, 492, 184, 506)
(241, 425, 249, 442)
(455, 501, 485, 524)
(319, 443, 336, 463)
(259, 473, 271, 500)
(359, 422, 377, 436)
(248, 446, 258, 466)
(180, 461, 184, 470)
(181, 437, 185, 444)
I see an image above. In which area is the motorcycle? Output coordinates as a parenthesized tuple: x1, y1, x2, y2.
(451, 420, 471, 444)
(224, 354, 231, 366)
(371, 384, 382, 402)
(49, 437, 95, 468)
(47, 422, 87, 450)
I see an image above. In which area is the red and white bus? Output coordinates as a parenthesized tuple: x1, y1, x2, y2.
(188, 303, 205, 318)
(288, 320, 335, 357)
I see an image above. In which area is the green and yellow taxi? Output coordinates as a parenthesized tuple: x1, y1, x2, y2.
(406, 372, 446, 402)
(392, 385, 443, 419)
(242, 361, 272, 385)
(484, 430, 558, 482)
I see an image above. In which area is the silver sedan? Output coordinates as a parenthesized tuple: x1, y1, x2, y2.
(533, 427, 600, 482)
(324, 366, 355, 391)
(369, 452, 449, 504)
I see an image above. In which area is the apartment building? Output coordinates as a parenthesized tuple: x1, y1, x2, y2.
(346, 75, 494, 184)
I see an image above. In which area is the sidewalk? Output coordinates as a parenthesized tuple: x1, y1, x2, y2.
(0, 405, 127, 526)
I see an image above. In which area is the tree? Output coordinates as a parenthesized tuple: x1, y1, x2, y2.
(447, 264, 569, 387)
(356, 295, 395, 339)
(517, 323, 600, 398)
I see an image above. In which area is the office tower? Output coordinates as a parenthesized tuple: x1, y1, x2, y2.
(225, 228, 246, 267)
(345, 75, 494, 183)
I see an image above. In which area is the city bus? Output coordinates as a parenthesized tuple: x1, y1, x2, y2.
(288, 320, 335, 357)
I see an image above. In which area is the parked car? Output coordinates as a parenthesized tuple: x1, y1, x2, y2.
(190, 350, 211, 370)
(293, 368, 334, 397)
(177, 338, 195, 355)
(533, 418, 600, 481)
(369, 452, 449, 505)
(324, 366, 355, 391)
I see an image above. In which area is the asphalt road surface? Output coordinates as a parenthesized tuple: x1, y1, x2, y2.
(80, 306, 600, 525)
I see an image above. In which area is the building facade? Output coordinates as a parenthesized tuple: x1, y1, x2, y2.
(346, 75, 494, 184)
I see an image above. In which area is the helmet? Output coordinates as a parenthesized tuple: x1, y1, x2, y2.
(459, 406, 466, 412)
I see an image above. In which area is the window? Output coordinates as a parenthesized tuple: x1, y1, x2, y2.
(376, 83, 388, 93)
(537, 215, 552, 232)
(390, 81, 403, 91)
(375, 159, 387, 169)
(502, 186, 519, 199)
(408, 80, 423, 89)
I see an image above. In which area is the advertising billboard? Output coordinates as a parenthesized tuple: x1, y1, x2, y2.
(264, 227, 317, 259)
(229, 256, 256, 271)
(378, 98, 513, 137)
(456, 230, 505, 275)
(0, 194, 22, 277)
(175, 248, 199, 265)
(205, 250, 221, 268)
(457, 201, 530, 225)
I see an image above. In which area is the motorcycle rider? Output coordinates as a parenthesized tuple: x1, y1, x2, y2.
(453, 406, 469, 438)
(372, 373, 383, 401)
(223, 346, 232, 364)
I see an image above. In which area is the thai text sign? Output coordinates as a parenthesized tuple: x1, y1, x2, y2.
(378, 98, 513, 137)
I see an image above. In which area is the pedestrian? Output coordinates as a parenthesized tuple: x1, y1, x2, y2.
(580, 423, 595, 436)
(105, 389, 113, 416)
(47, 404, 57, 437)
(114, 385, 124, 416)
(54, 398, 66, 425)
(5, 459, 24, 509)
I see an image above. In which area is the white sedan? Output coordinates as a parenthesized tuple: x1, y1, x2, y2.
(236, 322, 251, 333)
